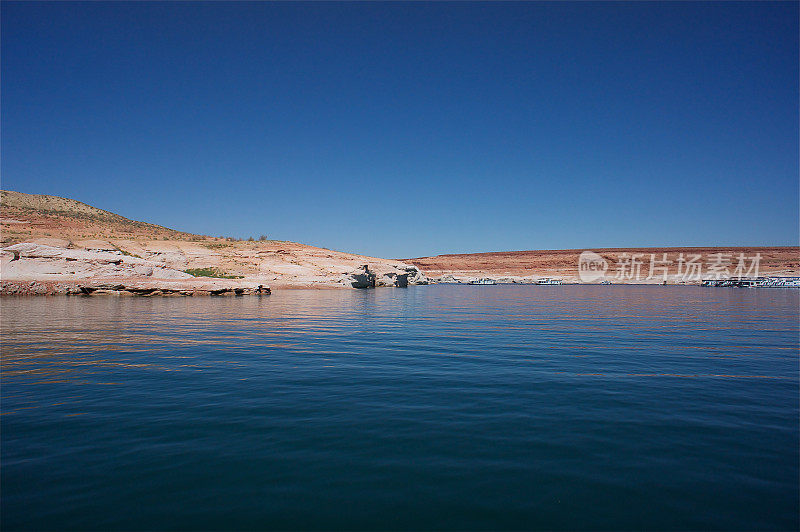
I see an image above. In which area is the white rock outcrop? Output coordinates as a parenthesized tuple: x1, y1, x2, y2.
(375, 270, 408, 288)
(347, 265, 376, 288)
(347, 263, 429, 288)
(1, 243, 193, 280)
(404, 265, 429, 285)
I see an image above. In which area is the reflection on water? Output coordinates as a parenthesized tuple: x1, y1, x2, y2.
(2, 286, 798, 530)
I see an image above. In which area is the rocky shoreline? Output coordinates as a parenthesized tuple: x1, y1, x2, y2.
(0, 242, 430, 295)
(1, 279, 272, 296)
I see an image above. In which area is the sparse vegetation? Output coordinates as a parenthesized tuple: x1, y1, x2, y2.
(120, 250, 143, 259)
(201, 242, 231, 250)
(184, 267, 244, 279)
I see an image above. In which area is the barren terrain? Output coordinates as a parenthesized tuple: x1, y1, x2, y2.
(407, 247, 800, 283)
(2, 190, 798, 291)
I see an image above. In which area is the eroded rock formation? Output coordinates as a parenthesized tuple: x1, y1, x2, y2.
(1, 243, 193, 280)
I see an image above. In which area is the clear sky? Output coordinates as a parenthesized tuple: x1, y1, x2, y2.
(2, 1, 798, 258)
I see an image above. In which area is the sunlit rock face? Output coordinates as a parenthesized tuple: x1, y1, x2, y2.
(1, 243, 193, 280)
(347, 265, 376, 288)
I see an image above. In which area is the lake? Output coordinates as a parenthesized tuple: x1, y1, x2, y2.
(2, 286, 798, 530)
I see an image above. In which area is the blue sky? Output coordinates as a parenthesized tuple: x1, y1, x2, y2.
(2, 2, 797, 258)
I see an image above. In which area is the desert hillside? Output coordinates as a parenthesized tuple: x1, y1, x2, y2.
(0, 190, 427, 290)
(2, 189, 209, 242)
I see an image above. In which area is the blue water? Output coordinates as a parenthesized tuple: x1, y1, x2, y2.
(2, 286, 798, 530)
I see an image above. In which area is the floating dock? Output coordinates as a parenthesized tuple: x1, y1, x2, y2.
(701, 277, 800, 288)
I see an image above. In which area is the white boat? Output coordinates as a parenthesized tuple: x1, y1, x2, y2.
(536, 278, 562, 285)
(469, 278, 496, 285)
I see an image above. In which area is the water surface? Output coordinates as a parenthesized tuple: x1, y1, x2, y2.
(2, 286, 798, 530)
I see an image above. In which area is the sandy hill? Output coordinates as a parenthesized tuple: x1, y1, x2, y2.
(1, 189, 199, 242)
(3, 189, 129, 218)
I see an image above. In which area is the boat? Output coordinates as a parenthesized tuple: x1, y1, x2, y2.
(469, 278, 496, 285)
(536, 278, 562, 285)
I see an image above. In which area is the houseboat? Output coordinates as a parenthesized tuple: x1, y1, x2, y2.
(536, 278, 563, 285)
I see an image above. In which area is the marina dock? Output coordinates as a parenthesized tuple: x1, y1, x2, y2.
(701, 277, 800, 288)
